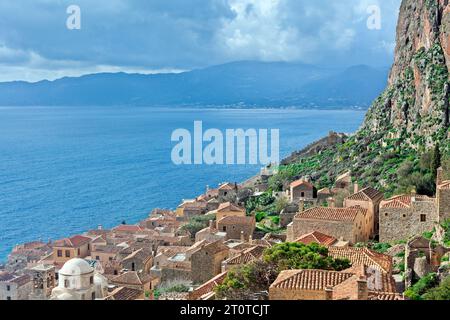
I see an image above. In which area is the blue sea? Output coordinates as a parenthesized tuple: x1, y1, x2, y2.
(0, 107, 365, 261)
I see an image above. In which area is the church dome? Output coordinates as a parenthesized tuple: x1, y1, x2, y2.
(59, 258, 94, 276)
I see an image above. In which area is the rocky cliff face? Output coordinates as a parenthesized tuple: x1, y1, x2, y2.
(362, 0, 449, 148)
(277, 0, 450, 196)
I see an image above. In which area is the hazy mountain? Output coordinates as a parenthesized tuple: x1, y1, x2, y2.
(0, 61, 389, 107)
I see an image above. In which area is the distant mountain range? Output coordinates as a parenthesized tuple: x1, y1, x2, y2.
(0, 61, 389, 108)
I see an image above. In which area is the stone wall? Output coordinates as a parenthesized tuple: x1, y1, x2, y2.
(379, 200, 438, 243)
(437, 188, 450, 221)
(161, 267, 191, 285)
(191, 249, 229, 285)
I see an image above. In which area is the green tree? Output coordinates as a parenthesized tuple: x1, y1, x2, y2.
(432, 143, 441, 178)
(181, 213, 215, 239)
(423, 276, 450, 300)
(263, 242, 351, 271)
(404, 273, 440, 300)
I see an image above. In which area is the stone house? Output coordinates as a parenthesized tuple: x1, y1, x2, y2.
(0, 272, 32, 300)
(111, 271, 151, 292)
(214, 202, 246, 228)
(188, 271, 228, 300)
(218, 182, 239, 202)
(151, 246, 190, 278)
(6, 241, 52, 272)
(28, 264, 56, 300)
(52, 235, 92, 266)
(217, 216, 256, 241)
(379, 195, 438, 243)
(317, 188, 333, 204)
(176, 200, 208, 219)
(195, 221, 227, 243)
(190, 241, 230, 285)
(269, 265, 398, 301)
(122, 248, 153, 274)
(287, 206, 369, 244)
(437, 167, 450, 221)
(344, 187, 384, 238)
(335, 171, 352, 190)
(91, 245, 121, 265)
(289, 179, 316, 202)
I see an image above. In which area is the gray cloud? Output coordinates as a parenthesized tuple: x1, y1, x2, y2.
(0, 0, 401, 81)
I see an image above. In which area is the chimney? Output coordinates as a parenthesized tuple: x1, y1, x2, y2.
(240, 231, 245, 242)
(354, 181, 359, 194)
(209, 220, 215, 231)
(357, 276, 368, 300)
(98, 225, 103, 230)
(249, 234, 253, 244)
(299, 201, 305, 213)
(325, 287, 333, 300)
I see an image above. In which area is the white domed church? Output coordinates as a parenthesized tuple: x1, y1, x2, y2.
(51, 258, 107, 300)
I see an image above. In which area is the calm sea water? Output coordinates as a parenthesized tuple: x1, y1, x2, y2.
(0, 107, 365, 261)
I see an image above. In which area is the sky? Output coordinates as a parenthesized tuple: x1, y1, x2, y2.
(0, 0, 402, 82)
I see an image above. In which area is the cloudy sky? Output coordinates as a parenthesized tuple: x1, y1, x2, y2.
(0, 0, 401, 82)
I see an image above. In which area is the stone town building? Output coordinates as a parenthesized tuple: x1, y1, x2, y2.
(6, 241, 52, 272)
(217, 216, 256, 241)
(269, 265, 398, 301)
(111, 271, 151, 292)
(218, 182, 239, 202)
(190, 241, 230, 285)
(437, 167, 450, 221)
(121, 248, 153, 274)
(176, 200, 208, 219)
(28, 264, 56, 300)
(317, 188, 333, 204)
(287, 206, 369, 244)
(379, 195, 438, 243)
(344, 187, 384, 238)
(214, 202, 246, 228)
(51, 258, 108, 300)
(289, 179, 315, 202)
(0, 272, 32, 300)
(91, 245, 121, 265)
(195, 221, 227, 243)
(52, 235, 92, 266)
(335, 171, 353, 190)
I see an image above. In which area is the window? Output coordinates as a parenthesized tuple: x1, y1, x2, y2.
(109, 257, 113, 261)
(77, 248, 81, 256)
(301, 192, 305, 198)
(87, 244, 90, 250)
(90, 276, 94, 285)
(57, 250, 62, 257)
(420, 214, 427, 222)
(65, 250, 70, 258)
(114, 270, 118, 275)
(403, 214, 406, 218)
(6, 285, 10, 291)
(222, 226, 226, 232)
(96, 256, 100, 260)
(92, 292, 96, 300)
(64, 279, 69, 288)
(131, 262, 135, 271)
(385, 213, 388, 217)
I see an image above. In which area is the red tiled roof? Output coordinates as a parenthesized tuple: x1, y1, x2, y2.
(329, 247, 392, 274)
(113, 225, 144, 233)
(219, 183, 235, 190)
(224, 246, 266, 265)
(53, 235, 91, 248)
(296, 206, 366, 222)
(112, 271, 150, 286)
(380, 194, 433, 209)
(295, 231, 337, 246)
(290, 179, 314, 189)
(217, 202, 245, 213)
(271, 269, 354, 291)
(107, 287, 143, 300)
(217, 216, 255, 226)
(189, 271, 228, 300)
(346, 187, 383, 202)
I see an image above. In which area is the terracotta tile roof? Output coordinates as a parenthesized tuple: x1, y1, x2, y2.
(224, 246, 266, 265)
(112, 271, 150, 286)
(438, 180, 450, 189)
(107, 287, 143, 300)
(346, 187, 383, 202)
(336, 171, 351, 183)
(53, 235, 91, 248)
(92, 245, 121, 254)
(157, 246, 190, 257)
(123, 248, 152, 263)
(368, 292, 404, 300)
(290, 179, 314, 189)
(191, 241, 229, 255)
(217, 216, 255, 226)
(189, 271, 228, 300)
(217, 202, 245, 213)
(219, 183, 235, 190)
(271, 269, 354, 291)
(11, 274, 31, 287)
(318, 188, 332, 195)
(296, 206, 366, 222)
(113, 225, 144, 233)
(380, 194, 433, 209)
(295, 231, 337, 247)
(329, 247, 392, 274)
